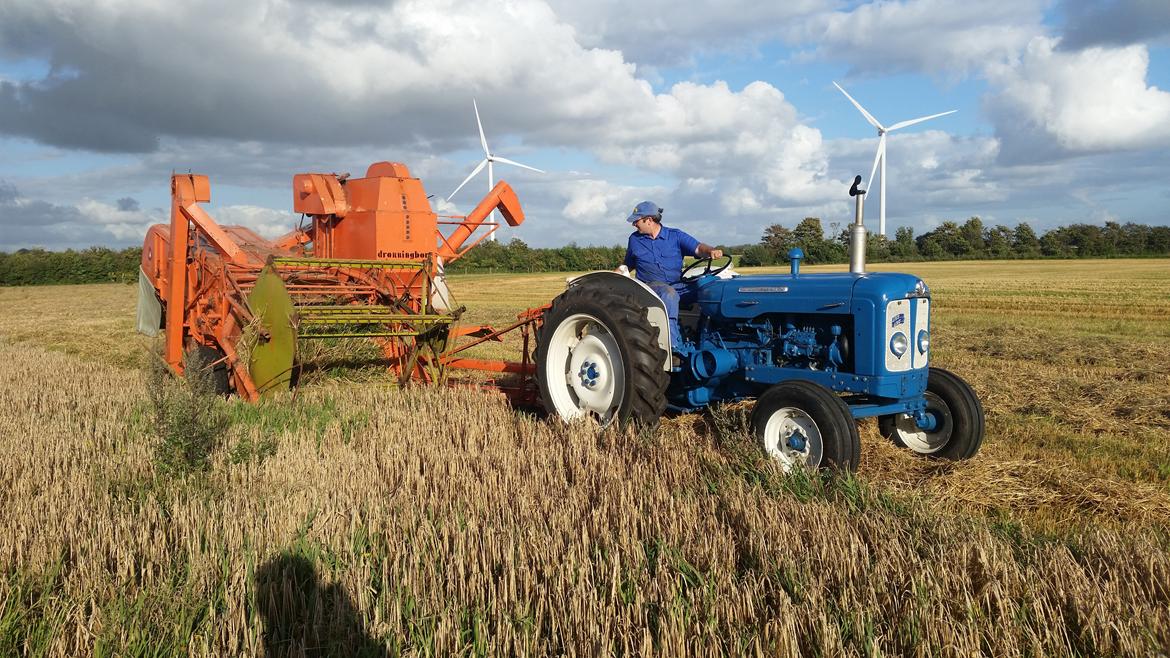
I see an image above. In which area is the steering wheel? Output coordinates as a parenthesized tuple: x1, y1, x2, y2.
(680, 255, 733, 282)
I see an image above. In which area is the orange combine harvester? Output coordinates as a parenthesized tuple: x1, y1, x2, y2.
(137, 162, 543, 403)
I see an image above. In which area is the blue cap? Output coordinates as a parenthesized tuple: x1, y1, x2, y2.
(626, 201, 662, 223)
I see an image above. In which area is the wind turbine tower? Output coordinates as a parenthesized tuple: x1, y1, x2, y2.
(448, 99, 545, 242)
(832, 82, 956, 237)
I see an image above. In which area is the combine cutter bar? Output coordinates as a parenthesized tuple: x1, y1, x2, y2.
(298, 331, 444, 339)
(296, 307, 451, 324)
(296, 307, 453, 339)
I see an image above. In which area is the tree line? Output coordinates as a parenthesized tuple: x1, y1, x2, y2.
(0, 247, 143, 286)
(737, 217, 1170, 266)
(3, 217, 1168, 285)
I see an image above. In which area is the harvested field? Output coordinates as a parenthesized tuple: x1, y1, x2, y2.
(0, 259, 1168, 656)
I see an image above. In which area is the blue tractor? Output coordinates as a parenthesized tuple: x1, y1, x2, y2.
(534, 178, 984, 470)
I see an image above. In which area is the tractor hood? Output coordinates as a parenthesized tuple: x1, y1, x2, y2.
(697, 271, 927, 319)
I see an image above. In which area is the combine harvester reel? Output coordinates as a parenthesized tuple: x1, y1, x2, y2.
(137, 162, 539, 402)
(534, 175, 985, 471)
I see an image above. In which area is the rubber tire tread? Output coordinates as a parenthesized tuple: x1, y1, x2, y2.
(878, 367, 984, 460)
(535, 283, 669, 427)
(750, 380, 861, 471)
(190, 345, 231, 396)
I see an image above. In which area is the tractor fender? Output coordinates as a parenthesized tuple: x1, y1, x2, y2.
(565, 271, 671, 371)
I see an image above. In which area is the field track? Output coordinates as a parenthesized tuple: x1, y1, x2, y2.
(0, 259, 1167, 656)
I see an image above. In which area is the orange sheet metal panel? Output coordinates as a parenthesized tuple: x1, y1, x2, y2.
(331, 173, 438, 261)
(292, 174, 347, 216)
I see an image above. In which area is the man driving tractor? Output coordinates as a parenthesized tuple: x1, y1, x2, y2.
(619, 201, 724, 352)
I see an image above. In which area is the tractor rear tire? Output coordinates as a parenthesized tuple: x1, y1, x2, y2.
(878, 367, 984, 460)
(187, 345, 231, 396)
(536, 283, 669, 428)
(751, 381, 861, 472)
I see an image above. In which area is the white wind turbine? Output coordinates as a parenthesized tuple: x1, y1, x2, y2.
(447, 99, 545, 241)
(832, 81, 956, 237)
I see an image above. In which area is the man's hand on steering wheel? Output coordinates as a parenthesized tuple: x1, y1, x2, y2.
(680, 254, 733, 281)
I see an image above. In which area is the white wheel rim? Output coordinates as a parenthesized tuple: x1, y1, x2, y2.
(893, 391, 950, 454)
(761, 407, 824, 471)
(544, 313, 625, 425)
(892, 411, 948, 454)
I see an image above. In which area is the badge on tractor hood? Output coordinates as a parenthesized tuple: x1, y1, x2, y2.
(738, 286, 789, 293)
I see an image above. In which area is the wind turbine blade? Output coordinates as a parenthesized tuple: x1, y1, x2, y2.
(447, 159, 487, 201)
(887, 110, 957, 132)
(833, 81, 884, 131)
(473, 99, 490, 156)
(488, 160, 494, 191)
(492, 156, 545, 174)
(866, 134, 886, 192)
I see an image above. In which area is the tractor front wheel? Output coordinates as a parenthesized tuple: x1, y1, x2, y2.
(536, 284, 669, 427)
(751, 381, 861, 471)
(878, 367, 984, 460)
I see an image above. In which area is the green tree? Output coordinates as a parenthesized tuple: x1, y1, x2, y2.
(761, 224, 794, 254)
(1012, 222, 1041, 258)
(793, 217, 836, 263)
(891, 226, 918, 261)
(866, 233, 891, 262)
(960, 217, 986, 257)
(739, 244, 777, 267)
(917, 222, 969, 259)
(986, 225, 1014, 258)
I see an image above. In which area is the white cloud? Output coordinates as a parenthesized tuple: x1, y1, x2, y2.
(797, 0, 1046, 78)
(73, 199, 161, 241)
(986, 37, 1170, 158)
(2, 0, 1169, 253)
(211, 205, 299, 239)
(0, 0, 834, 206)
(559, 179, 667, 227)
(545, 0, 825, 67)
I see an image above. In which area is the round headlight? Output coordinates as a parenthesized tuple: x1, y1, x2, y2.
(917, 330, 930, 354)
(890, 332, 908, 357)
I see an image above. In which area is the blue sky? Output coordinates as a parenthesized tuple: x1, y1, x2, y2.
(1, 0, 1169, 251)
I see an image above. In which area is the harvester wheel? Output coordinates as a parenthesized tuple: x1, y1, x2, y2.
(751, 381, 860, 472)
(536, 284, 668, 427)
(187, 345, 231, 396)
(878, 367, 984, 460)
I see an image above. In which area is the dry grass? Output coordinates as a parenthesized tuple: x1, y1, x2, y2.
(0, 259, 1168, 656)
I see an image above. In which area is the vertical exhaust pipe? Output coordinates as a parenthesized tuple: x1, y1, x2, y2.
(848, 175, 867, 274)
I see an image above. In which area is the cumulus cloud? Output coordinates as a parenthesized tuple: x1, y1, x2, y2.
(0, 179, 164, 250)
(545, 0, 824, 67)
(211, 205, 299, 239)
(796, 0, 1047, 79)
(0, 0, 814, 165)
(985, 37, 1170, 162)
(559, 179, 667, 226)
(2, 0, 1168, 252)
(0, 0, 835, 207)
(0, 175, 303, 250)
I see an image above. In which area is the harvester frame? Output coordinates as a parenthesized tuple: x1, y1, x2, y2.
(139, 162, 546, 405)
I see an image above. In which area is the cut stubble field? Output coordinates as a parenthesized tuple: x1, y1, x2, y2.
(0, 259, 1167, 656)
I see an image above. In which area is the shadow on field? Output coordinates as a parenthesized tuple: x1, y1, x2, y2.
(256, 553, 388, 658)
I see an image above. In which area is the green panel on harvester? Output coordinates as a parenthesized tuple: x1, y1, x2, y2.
(247, 265, 296, 397)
